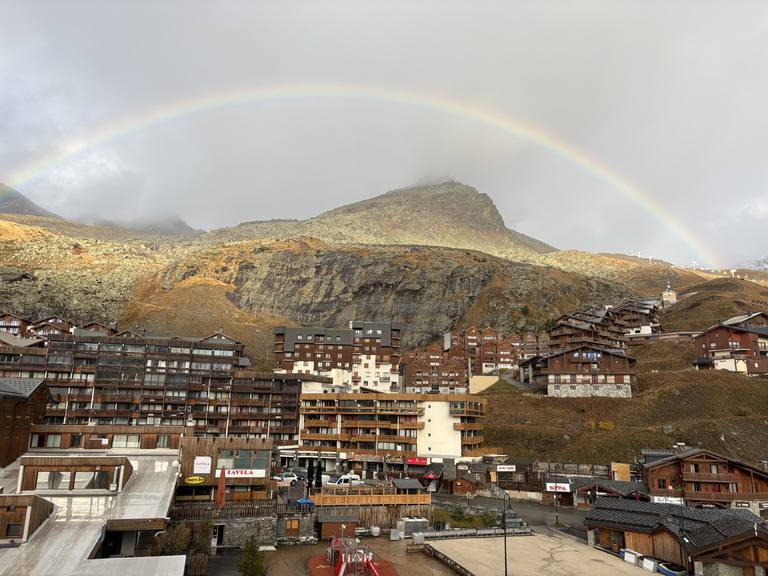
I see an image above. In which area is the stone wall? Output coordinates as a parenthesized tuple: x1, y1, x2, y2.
(218, 517, 278, 548)
(547, 383, 632, 398)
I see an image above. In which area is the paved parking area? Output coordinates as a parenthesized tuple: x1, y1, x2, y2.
(428, 531, 643, 576)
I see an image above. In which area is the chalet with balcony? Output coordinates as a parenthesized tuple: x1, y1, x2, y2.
(644, 448, 768, 514)
(26, 316, 74, 337)
(0, 313, 30, 336)
(692, 324, 768, 375)
(524, 345, 635, 398)
(544, 312, 628, 355)
(608, 300, 662, 339)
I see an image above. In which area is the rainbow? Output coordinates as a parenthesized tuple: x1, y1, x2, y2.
(3, 83, 720, 269)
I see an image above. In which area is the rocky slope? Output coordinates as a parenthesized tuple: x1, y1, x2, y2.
(200, 181, 557, 260)
(154, 238, 634, 351)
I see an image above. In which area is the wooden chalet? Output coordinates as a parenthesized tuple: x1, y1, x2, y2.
(77, 321, 117, 335)
(570, 477, 650, 508)
(0, 378, 51, 467)
(539, 344, 636, 398)
(451, 474, 477, 496)
(584, 497, 768, 575)
(608, 300, 662, 337)
(0, 313, 30, 336)
(544, 312, 627, 355)
(644, 448, 768, 510)
(692, 324, 768, 375)
(26, 315, 73, 337)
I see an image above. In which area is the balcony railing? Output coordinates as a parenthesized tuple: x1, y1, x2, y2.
(682, 472, 733, 483)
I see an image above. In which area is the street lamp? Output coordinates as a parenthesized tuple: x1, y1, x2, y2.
(502, 491, 509, 576)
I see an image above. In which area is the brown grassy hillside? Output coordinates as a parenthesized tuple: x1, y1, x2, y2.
(483, 369, 768, 466)
(661, 277, 768, 332)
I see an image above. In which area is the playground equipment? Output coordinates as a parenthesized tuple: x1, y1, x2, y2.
(326, 537, 381, 576)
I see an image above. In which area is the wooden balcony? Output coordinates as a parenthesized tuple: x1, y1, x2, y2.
(454, 422, 484, 431)
(301, 406, 341, 414)
(100, 394, 139, 403)
(685, 490, 768, 502)
(461, 435, 484, 445)
(309, 486, 431, 507)
(682, 472, 733, 483)
(302, 433, 344, 442)
(68, 394, 93, 402)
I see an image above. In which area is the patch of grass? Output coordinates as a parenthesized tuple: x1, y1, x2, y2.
(434, 508, 487, 529)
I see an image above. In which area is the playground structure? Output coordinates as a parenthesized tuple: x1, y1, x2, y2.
(326, 537, 381, 576)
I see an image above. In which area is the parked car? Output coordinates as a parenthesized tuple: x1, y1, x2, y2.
(325, 473, 364, 487)
(272, 472, 300, 486)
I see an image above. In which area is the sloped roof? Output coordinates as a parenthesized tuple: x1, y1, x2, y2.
(317, 514, 359, 523)
(394, 478, 425, 490)
(643, 448, 768, 479)
(584, 496, 765, 552)
(456, 474, 478, 484)
(0, 332, 45, 347)
(0, 377, 47, 400)
(570, 477, 649, 496)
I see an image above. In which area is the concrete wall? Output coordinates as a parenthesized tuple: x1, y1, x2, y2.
(418, 402, 462, 458)
(695, 560, 752, 576)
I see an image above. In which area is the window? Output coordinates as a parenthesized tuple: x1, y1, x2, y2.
(217, 449, 270, 471)
(657, 478, 667, 489)
(157, 435, 171, 448)
(5, 524, 22, 538)
(710, 464, 719, 474)
(46, 435, 61, 448)
(113, 435, 141, 448)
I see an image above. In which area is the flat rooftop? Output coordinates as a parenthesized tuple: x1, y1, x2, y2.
(0, 449, 185, 576)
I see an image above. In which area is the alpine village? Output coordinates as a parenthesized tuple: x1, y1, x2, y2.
(3, 181, 768, 576)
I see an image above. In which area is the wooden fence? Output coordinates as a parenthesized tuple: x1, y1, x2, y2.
(169, 500, 313, 521)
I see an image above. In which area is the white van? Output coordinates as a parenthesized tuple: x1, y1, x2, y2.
(326, 473, 363, 487)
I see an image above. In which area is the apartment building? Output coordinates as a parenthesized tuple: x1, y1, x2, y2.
(298, 392, 486, 477)
(273, 321, 402, 391)
(0, 331, 329, 449)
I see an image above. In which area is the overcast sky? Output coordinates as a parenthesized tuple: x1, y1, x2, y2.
(2, 1, 767, 269)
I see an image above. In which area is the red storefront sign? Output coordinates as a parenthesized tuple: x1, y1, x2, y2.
(407, 457, 428, 465)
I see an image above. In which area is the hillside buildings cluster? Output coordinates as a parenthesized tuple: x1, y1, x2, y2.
(5, 310, 768, 574)
(0, 316, 485, 478)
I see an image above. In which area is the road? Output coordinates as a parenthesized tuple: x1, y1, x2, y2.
(433, 492, 589, 539)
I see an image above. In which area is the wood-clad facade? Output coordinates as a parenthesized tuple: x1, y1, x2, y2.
(0, 494, 54, 542)
(0, 378, 51, 467)
(177, 436, 273, 503)
(644, 448, 768, 510)
(19, 455, 134, 492)
(28, 423, 183, 451)
(273, 322, 402, 391)
(692, 324, 768, 375)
